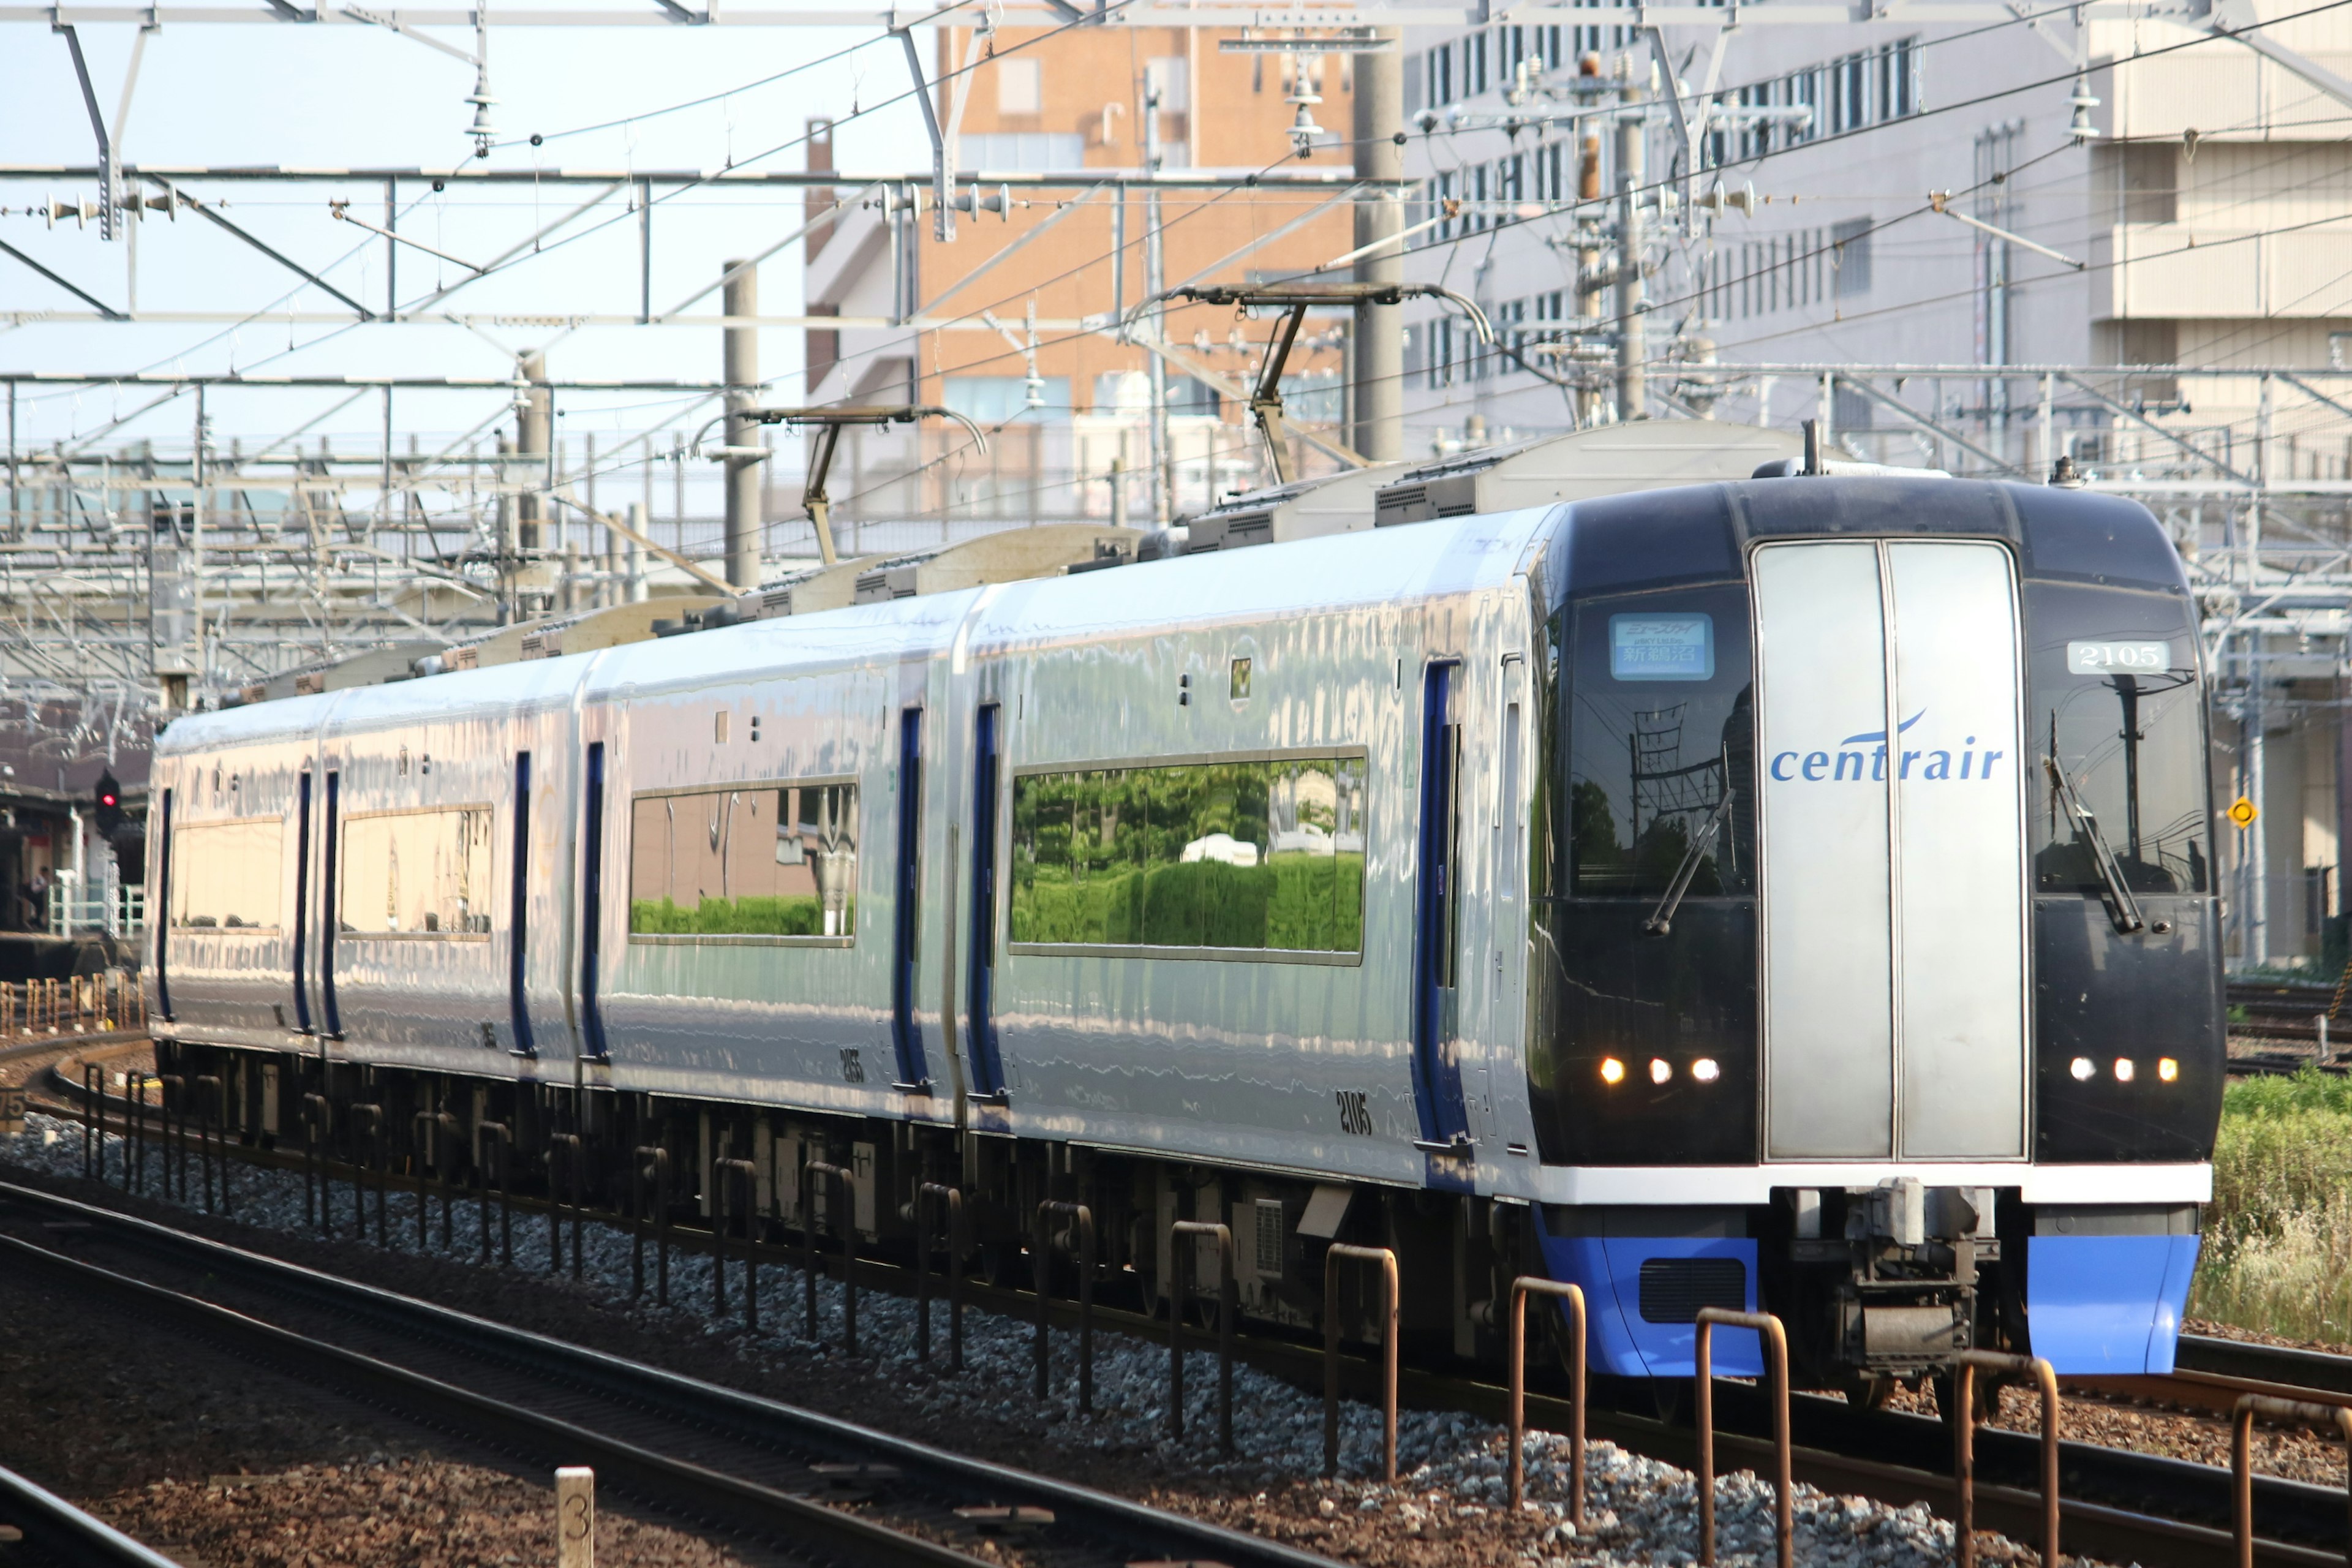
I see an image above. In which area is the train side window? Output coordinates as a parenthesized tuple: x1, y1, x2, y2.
(1007, 753, 1367, 957)
(337, 807, 497, 937)
(171, 815, 287, 930)
(626, 782, 860, 941)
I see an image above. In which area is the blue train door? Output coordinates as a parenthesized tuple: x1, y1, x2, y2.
(578, 741, 609, 1060)
(1412, 660, 1473, 1152)
(508, 752, 536, 1059)
(890, 706, 930, 1090)
(290, 770, 314, 1035)
(320, 771, 341, 1038)
(1753, 541, 2027, 1160)
(965, 703, 1008, 1100)
(154, 786, 174, 1022)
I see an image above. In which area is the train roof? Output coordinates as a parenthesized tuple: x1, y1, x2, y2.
(154, 475, 2180, 758)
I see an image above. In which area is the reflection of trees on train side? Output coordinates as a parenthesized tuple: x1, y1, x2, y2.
(2036, 667, 2207, 897)
(1008, 757, 1367, 951)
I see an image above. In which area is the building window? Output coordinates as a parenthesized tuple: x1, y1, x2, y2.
(959, 132, 1087, 169)
(996, 57, 1042, 116)
(1832, 217, 1872, 297)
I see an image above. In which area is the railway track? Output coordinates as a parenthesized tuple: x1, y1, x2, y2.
(0, 1180, 1335, 1568)
(2068, 1334, 2352, 1418)
(9, 1166, 2352, 1568)
(34, 1065, 2352, 1566)
(0, 1462, 184, 1568)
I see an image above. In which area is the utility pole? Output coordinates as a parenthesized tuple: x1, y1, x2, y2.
(723, 258, 763, 589)
(1142, 78, 1172, 524)
(190, 385, 207, 703)
(517, 350, 551, 622)
(2247, 640, 2269, 967)
(494, 430, 517, 625)
(1576, 66, 1606, 428)
(1351, 32, 1404, 462)
(1614, 56, 1646, 423)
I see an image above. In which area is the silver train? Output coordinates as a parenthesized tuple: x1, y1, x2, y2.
(147, 471, 2222, 1387)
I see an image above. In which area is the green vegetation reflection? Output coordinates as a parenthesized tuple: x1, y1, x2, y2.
(1010, 756, 1366, 952)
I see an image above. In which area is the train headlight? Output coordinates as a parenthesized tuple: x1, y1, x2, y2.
(1691, 1057, 1721, 1084)
(1599, 1057, 1626, 1085)
(1649, 1058, 1673, 1085)
(2158, 1057, 2180, 1083)
(2114, 1057, 2136, 1083)
(2070, 1057, 2096, 1082)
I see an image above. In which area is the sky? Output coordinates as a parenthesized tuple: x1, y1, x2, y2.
(1, 12, 935, 453)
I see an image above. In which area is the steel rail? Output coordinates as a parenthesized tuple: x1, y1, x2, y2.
(0, 1182, 1341, 1568)
(0, 1229, 990, 1568)
(0, 1461, 186, 1568)
(26, 1075, 2352, 1566)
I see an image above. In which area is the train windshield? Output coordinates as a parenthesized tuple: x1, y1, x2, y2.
(2027, 582, 2208, 896)
(1523, 574, 1760, 1169)
(1564, 584, 1757, 897)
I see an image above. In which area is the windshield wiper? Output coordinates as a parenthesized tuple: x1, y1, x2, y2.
(1645, 790, 1735, 937)
(2043, 755, 2147, 935)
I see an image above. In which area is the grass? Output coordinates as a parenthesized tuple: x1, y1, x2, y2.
(2188, 1067, 2352, 1343)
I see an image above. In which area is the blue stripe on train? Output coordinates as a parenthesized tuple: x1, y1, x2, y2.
(1534, 1212, 1763, 1379)
(2026, 1233, 2200, 1374)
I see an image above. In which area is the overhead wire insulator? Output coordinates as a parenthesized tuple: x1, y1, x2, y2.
(467, 15, 499, 159)
(1286, 90, 1327, 158)
(2067, 74, 2101, 141)
(467, 64, 500, 158)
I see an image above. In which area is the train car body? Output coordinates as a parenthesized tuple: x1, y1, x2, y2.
(147, 472, 2223, 1387)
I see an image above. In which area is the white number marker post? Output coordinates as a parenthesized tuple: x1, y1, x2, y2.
(557, 1467, 595, 1568)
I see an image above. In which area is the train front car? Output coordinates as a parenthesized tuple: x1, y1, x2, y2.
(1520, 475, 2222, 1392)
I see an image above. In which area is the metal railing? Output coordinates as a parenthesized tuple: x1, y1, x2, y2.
(1033, 1200, 1096, 1414)
(1322, 1243, 1399, 1483)
(2233, 1393, 2352, 1568)
(1951, 1349, 2060, 1568)
(1169, 1220, 1236, 1454)
(2, 973, 144, 1038)
(1507, 1277, 1586, 1519)
(1693, 1306, 1792, 1568)
(915, 1182, 965, 1370)
(802, 1159, 856, 1352)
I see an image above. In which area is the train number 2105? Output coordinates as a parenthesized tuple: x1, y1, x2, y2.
(1335, 1090, 1373, 1137)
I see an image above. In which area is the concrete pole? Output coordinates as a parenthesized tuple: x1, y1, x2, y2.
(1577, 62, 1605, 429)
(2249, 650, 2269, 967)
(1613, 60, 1646, 423)
(625, 502, 650, 603)
(1351, 32, 1404, 462)
(517, 352, 549, 557)
(723, 258, 763, 589)
(1142, 84, 1172, 524)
